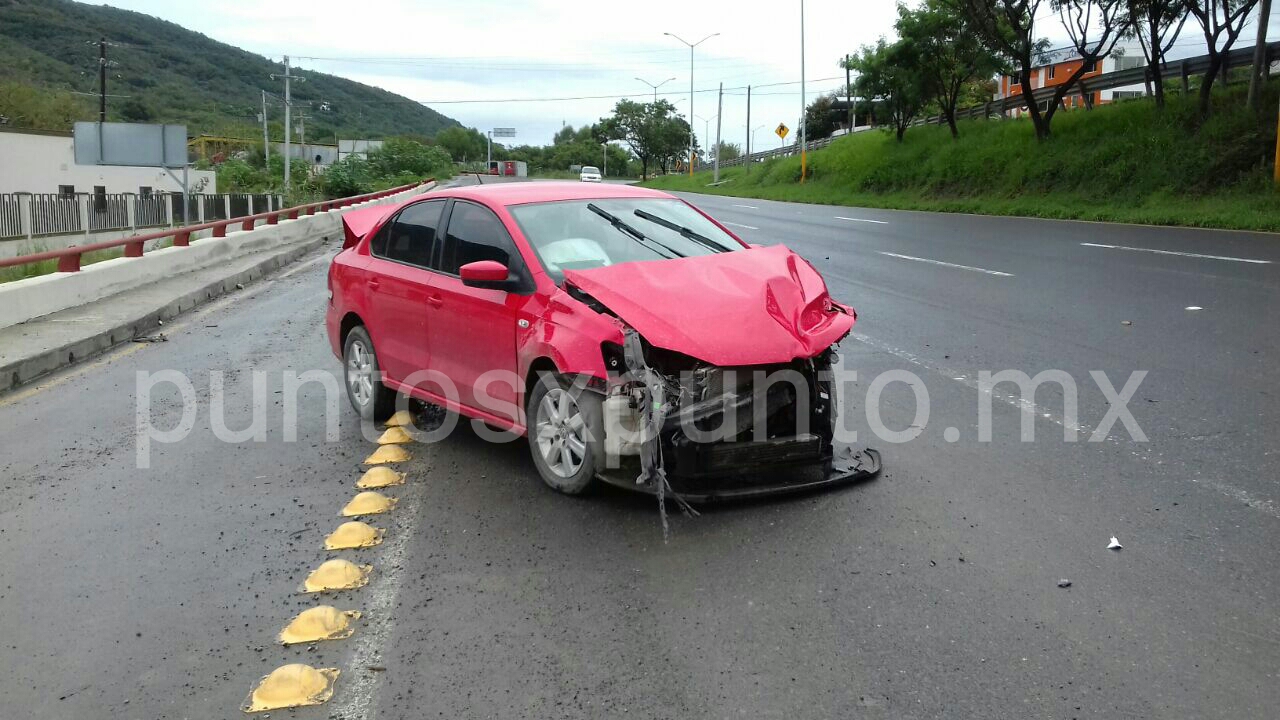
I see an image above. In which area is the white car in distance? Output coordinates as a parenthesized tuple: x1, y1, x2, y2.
(579, 166, 602, 183)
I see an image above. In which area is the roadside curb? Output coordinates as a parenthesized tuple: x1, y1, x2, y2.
(0, 237, 325, 394)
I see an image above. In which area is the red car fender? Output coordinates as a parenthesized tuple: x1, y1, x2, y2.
(516, 289, 625, 394)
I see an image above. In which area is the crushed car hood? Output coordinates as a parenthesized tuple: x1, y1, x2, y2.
(563, 244, 855, 366)
(340, 203, 400, 249)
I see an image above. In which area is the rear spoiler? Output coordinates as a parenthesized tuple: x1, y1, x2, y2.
(340, 204, 397, 250)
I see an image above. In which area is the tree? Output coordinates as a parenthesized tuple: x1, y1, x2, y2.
(801, 93, 841, 141)
(960, 0, 1128, 140)
(599, 99, 689, 179)
(1185, 0, 1261, 117)
(367, 138, 452, 178)
(894, 0, 1004, 138)
(1124, 0, 1189, 109)
(713, 141, 741, 161)
(434, 126, 488, 162)
(850, 39, 929, 142)
(119, 97, 152, 122)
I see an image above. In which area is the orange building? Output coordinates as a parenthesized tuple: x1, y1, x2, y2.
(996, 49, 1146, 116)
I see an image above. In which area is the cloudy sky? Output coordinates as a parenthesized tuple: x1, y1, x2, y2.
(106, 0, 1274, 148)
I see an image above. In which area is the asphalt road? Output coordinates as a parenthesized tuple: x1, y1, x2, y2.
(0, 190, 1277, 719)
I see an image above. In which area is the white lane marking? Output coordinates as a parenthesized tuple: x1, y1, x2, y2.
(722, 221, 759, 230)
(878, 251, 1013, 277)
(1080, 242, 1273, 264)
(731, 204, 759, 209)
(1185, 306, 1203, 311)
(327, 451, 427, 718)
(835, 216, 888, 224)
(850, 331, 1280, 521)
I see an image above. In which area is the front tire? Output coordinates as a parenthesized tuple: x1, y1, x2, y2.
(527, 372, 604, 495)
(343, 326, 395, 422)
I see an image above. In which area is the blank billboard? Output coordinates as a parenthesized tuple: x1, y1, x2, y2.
(73, 122, 188, 168)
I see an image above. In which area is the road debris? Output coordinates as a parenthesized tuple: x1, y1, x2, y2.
(1057, 579, 1072, 588)
(1108, 536, 1123, 550)
(132, 334, 168, 343)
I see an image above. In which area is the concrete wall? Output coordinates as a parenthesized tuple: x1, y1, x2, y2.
(0, 129, 218, 195)
(0, 182, 434, 330)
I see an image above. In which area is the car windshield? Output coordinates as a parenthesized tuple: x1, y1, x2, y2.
(581, 167, 600, 174)
(509, 198, 741, 281)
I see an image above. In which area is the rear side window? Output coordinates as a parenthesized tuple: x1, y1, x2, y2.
(440, 201, 515, 274)
(376, 200, 445, 268)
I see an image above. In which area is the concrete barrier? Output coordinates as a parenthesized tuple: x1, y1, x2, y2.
(0, 183, 433, 330)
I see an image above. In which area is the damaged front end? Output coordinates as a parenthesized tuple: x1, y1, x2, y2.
(559, 244, 882, 505)
(598, 327, 880, 504)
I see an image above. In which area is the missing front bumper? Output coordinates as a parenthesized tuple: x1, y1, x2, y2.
(597, 446, 881, 503)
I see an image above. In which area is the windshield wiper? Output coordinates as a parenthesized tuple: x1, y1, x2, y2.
(632, 209, 731, 254)
(587, 203, 684, 259)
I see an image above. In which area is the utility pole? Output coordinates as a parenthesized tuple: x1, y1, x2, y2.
(713, 83, 723, 183)
(486, 130, 492, 171)
(845, 53, 854, 131)
(1248, 0, 1272, 110)
(745, 85, 751, 168)
(98, 37, 107, 122)
(271, 56, 305, 190)
(799, 0, 807, 183)
(261, 90, 270, 169)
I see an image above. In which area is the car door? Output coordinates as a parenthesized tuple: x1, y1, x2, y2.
(428, 200, 531, 424)
(363, 199, 446, 385)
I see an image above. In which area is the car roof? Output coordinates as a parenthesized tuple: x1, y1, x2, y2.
(443, 180, 675, 207)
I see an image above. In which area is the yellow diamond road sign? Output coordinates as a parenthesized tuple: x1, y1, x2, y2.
(776, 123, 789, 141)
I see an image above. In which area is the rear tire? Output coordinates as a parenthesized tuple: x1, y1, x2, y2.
(343, 326, 396, 422)
(527, 372, 604, 495)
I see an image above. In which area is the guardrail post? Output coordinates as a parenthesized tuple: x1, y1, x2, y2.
(174, 231, 190, 247)
(268, 212, 279, 225)
(79, 193, 91, 241)
(56, 251, 81, 273)
(124, 239, 144, 257)
(242, 217, 255, 231)
(20, 194, 33, 242)
(213, 222, 227, 238)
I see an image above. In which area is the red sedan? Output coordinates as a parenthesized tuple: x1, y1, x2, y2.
(327, 182, 879, 501)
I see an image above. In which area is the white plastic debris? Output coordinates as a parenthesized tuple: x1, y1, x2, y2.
(1107, 537, 1123, 550)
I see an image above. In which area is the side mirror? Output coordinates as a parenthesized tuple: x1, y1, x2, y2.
(459, 260, 512, 290)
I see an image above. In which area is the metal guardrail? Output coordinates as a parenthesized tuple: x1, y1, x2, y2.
(0, 180, 432, 273)
(705, 40, 1279, 171)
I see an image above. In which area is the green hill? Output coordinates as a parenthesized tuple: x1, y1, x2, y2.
(0, 0, 459, 140)
(646, 80, 1280, 232)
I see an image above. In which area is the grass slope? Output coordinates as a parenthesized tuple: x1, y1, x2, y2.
(0, 0, 459, 139)
(646, 81, 1280, 232)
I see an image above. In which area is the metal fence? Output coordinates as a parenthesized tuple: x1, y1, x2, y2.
(0, 191, 286, 240)
(704, 40, 1280, 171)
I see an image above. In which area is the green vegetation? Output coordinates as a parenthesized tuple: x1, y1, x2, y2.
(215, 138, 454, 200)
(646, 82, 1280, 232)
(0, 0, 458, 138)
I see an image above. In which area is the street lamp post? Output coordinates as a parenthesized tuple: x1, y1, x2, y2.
(694, 114, 717, 162)
(799, 0, 807, 183)
(635, 76, 676, 103)
(664, 31, 719, 177)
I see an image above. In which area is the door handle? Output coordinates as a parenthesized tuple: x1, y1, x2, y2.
(366, 278, 380, 291)
(426, 293, 444, 308)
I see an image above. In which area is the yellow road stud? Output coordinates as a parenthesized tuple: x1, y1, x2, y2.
(384, 410, 414, 427)
(242, 663, 339, 713)
(363, 444, 410, 465)
(303, 558, 372, 593)
(341, 491, 397, 517)
(278, 606, 361, 645)
(356, 466, 405, 489)
(324, 521, 385, 550)
(376, 426, 414, 445)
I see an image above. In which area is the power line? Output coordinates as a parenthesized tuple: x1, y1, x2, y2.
(408, 76, 845, 105)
